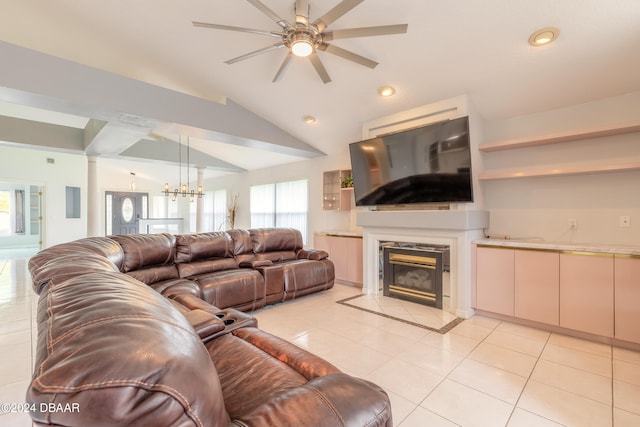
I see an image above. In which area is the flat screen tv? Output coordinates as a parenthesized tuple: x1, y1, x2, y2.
(349, 116, 473, 206)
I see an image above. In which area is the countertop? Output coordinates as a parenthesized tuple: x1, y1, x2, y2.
(315, 230, 363, 238)
(474, 238, 640, 256)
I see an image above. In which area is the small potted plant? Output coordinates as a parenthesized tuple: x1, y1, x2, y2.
(341, 174, 353, 188)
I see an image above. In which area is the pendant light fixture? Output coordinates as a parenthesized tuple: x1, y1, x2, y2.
(163, 136, 203, 202)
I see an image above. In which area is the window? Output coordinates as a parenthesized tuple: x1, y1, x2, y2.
(151, 195, 167, 219)
(0, 190, 10, 235)
(250, 179, 308, 242)
(211, 190, 229, 231)
(0, 189, 26, 235)
(186, 189, 228, 232)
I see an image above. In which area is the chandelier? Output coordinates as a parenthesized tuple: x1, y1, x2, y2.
(163, 136, 203, 202)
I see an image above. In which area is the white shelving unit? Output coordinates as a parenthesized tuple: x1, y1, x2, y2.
(478, 120, 640, 180)
(322, 169, 352, 210)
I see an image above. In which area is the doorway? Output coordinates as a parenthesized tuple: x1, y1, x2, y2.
(106, 192, 148, 235)
(0, 182, 43, 256)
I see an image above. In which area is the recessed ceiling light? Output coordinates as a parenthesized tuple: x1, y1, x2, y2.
(378, 86, 396, 97)
(302, 115, 316, 124)
(528, 27, 560, 46)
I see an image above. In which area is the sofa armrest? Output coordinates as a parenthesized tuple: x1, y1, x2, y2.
(296, 249, 329, 260)
(235, 373, 392, 427)
(184, 309, 226, 339)
(239, 259, 274, 268)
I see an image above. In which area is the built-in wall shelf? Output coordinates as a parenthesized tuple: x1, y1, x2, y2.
(479, 161, 640, 180)
(322, 169, 352, 210)
(479, 120, 640, 152)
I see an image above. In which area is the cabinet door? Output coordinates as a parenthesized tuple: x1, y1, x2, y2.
(559, 253, 614, 337)
(329, 237, 349, 282)
(314, 234, 331, 253)
(322, 170, 340, 210)
(475, 247, 514, 316)
(614, 256, 640, 344)
(514, 250, 559, 325)
(346, 237, 363, 285)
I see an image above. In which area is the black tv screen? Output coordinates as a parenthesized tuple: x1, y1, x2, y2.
(349, 116, 473, 206)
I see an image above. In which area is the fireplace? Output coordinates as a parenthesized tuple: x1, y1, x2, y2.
(381, 243, 450, 309)
(357, 209, 489, 318)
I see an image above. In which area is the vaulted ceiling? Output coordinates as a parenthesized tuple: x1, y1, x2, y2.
(1, 0, 639, 177)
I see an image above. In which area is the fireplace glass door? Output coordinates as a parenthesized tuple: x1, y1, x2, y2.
(383, 247, 443, 309)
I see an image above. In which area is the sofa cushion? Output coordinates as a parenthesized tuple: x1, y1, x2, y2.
(254, 250, 297, 263)
(30, 253, 119, 294)
(126, 264, 179, 285)
(150, 278, 202, 299)
(206, 328, 340, 419)
(111, 233, 176, 272)
(282, 259, 335, 300)
(175, 232, 233, 263)
(249, 228, 303, 253)
(177, 258, 238, 278)
(29, 271, 229, 426)
(227, 229, 256, 264)
(28, 236, 124, 273)
(196, 269, 266, 311)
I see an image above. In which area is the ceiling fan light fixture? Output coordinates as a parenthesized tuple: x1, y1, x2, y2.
(378, 86, 395, 97)
(291, 35, 314, 57)
(528, 27, 560, 46)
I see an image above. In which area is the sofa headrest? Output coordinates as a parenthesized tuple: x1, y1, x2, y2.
(28, 237, 124, 274)
(226, 229, 254, 256)
(175, 232, 233, 263)
(249, 228, 303, 254)
(29, 271, 229, 426)
(110, 233, 176, 272)
(30, 253, 119, 294)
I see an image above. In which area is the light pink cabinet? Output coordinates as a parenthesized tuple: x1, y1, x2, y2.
(346, 237, 363, 285)
(475, 247, 514, 316)
(313, 233, 363, 287)
(514, 250, 560, 325)
(475, 244, 639, 343)
(614, 256, 640, 343)
(559, 253, 614, 337)
(313, 234, 330, 254)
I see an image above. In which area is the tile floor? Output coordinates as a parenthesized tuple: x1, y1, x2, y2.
(1, 255, 640, 426)
(337, 293, 460, 331)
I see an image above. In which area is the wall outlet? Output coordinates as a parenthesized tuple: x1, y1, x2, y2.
(619, 216, 631, 228)
(568, 218, 578, 230)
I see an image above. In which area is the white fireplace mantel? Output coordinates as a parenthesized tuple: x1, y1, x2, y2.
(356, 209, 489, 318)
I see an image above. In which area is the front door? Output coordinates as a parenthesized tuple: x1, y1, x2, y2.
(106, 192, 147, 235)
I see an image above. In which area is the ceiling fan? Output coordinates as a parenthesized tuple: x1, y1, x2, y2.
(193, 0, 408, 83)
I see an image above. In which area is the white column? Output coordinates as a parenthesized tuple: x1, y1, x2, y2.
(87, 155, 100, 237)
(196, 167, 204, 232)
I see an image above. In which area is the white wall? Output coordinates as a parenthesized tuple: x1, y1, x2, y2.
(482, 91, 640, 245)
(203, 149, 354, 245)
(0, 144, 87, 247)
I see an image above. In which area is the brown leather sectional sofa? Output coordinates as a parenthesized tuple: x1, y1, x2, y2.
(26, 228, 393, 426)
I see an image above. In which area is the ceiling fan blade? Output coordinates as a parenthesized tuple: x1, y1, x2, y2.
(273, 53, 294, 82)
(246, 0, 292, 30)
(309, 53, 331, 84)
(192, 21, 282, 38)
(225, 42, 286, 64)
(313, 0, 365, 32)
(295, 0, 310, 26)
(318, 43, 378, 69)
(323, 24, 408, 40)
